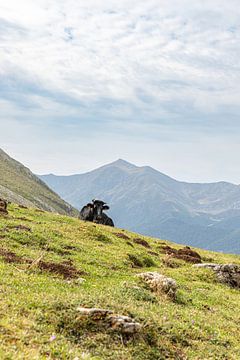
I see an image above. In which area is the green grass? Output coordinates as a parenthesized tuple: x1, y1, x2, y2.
(0, 204, 239, 359)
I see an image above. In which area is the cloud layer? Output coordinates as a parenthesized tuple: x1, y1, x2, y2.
(0, 0, 240, 182)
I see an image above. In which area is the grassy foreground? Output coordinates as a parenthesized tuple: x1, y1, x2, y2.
(0, 204, 239, 360)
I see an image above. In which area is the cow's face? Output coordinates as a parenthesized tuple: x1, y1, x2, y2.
(92, 200, 109, 217)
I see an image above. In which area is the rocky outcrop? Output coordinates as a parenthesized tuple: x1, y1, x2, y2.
(137, 272, 177, 298)
(214, 264, 240, 288)
(76, 307, 141, 334)
(194, 263, 240, 288)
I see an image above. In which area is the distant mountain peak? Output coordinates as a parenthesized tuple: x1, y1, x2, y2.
(107, 159, 137, 169)
(40, 158, 240, 254)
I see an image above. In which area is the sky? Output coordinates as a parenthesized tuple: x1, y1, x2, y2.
(0, 0, 240, 183)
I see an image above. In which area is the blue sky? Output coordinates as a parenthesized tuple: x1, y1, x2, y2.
(0, 0, 240, 183)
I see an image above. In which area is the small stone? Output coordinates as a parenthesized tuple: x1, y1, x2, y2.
(75, 277, 86, 284)
(193, 263, 219, 269)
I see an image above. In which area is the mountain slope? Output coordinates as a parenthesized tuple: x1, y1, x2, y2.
(0, 204, 239, 359)
(0, 148, 76, 215)
(40, 159, 240, 254)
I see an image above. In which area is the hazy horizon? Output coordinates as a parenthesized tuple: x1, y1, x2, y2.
(1, 1, 240, 183)
(1, 147, 239, 186)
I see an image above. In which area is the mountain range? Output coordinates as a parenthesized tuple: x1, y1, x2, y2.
(40, 159, 240, 254)
(0, 148, 76, 216)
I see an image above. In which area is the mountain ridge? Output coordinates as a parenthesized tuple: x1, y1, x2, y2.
(40, 159, 240, 254)
(40, 159, 239, 186)
(0, 148, 77, 216)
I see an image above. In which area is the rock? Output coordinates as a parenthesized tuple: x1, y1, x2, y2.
(137, 272, 177, 298)
(109, 315, 142, 334)
(193, 263, 240, 288)
(193, 263, 219, 269)
(214, 264, 240, 288)
(76, 307, 141, 334)
(77, 307, 112, 320)
(75, 277, 86, 284)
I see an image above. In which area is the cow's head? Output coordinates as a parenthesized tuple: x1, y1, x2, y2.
(92, 199, 110, 217)
(86, 203, 94, 208)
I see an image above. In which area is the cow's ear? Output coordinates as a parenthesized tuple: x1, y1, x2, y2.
(103, 205, 110, 210)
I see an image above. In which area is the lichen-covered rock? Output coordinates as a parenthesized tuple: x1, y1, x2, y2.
(77, 307, 112, 320)
(214, 264, 240, 288)
(109, 315, 142, 334)
(76, 307, 141, 334)
(193, 263, 240, 288)
(137, 272, 177, 298)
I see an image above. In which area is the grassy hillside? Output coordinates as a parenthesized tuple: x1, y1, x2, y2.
(0, 148, 77, 216)
(0, 204, 239, 359)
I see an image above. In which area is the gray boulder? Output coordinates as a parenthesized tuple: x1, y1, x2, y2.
(193, 263, 240, 288)
(214, 264, 240, 288)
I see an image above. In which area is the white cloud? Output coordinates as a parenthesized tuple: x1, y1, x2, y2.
(1, 0, 240, 110)
(0, 0, 240, 181)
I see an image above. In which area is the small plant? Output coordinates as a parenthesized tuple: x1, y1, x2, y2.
(128, 254, 144, 268)
(142, 256, 157, 267)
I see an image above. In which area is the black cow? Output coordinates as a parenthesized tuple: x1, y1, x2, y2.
(79, 199, 114, 227)
(79, 203, 94, 221)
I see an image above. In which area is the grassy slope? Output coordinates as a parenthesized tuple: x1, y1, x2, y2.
(0, 149, 77, 216)
(0, 204, 239, 360)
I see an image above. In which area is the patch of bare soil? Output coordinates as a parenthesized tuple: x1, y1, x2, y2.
(46, 247, 71, 256)
(14, 217, 33, 222)
(0, 248, 85, 279)
(63, 245, 79, 251)
(114, 233, 130, 240)
(4, 224, 31, 232)
(133, 238, 151, 248)
(0, 248, 22, 263)
(38, 260, 85, 279)
(161, 245, 201, 263)
(148, 250, 159, 257)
